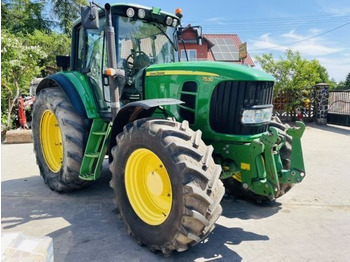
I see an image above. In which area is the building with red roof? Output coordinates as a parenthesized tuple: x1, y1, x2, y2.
(178, 26, 255, 67)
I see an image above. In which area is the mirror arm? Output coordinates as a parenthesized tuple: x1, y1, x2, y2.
(90, 1, 104, 11)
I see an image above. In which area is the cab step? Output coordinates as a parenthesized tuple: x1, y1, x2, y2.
(79, 118, 112, 181)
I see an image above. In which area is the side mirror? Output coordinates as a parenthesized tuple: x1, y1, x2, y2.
(197, 35, 202, 46)
(177, 26, 203, 46)
(174, 27, 184, 48)
(56, 56, 70, 71)
(81, 4, 100, 29)
(195, 27, 203, 45)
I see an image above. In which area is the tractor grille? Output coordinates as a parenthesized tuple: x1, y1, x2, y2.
(210, 81, 274, 135)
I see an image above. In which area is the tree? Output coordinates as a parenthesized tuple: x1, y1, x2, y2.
(1, 0, 52, 35)
(1, 0, 74, 130)
(336, 81, 346, 90)
(1, 30, 47, 129)
(51, 0, 87, 34)
(26, 30, 71, 76)
(255, 49, 332, 110)
(345, 72, 350, 89)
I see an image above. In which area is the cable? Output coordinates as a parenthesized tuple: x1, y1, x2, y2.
(191, 14, 350, 27)
(189, 14, 350, 34)
(248, 21, 350, 52)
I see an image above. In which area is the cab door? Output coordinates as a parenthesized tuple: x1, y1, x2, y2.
(74, 18, 110, 114)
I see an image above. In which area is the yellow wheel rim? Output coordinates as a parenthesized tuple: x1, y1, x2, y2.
(40, 110, 63, 173)
(125, 148, 172, 226)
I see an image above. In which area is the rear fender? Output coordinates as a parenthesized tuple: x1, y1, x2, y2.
(36, 71, 99, 119)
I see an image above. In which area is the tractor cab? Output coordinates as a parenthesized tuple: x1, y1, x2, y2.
(73, 4, 180, 116)
(116, 14, 178, 102)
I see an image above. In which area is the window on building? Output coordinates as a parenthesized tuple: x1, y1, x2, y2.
(180, 49, 197, 61)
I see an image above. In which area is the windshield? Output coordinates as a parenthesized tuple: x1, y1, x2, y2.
(116, 16, 178, 69)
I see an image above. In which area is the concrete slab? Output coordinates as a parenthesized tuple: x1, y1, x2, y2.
(1, 123, 350, 261)
(2, 232, 54, 262)
(3, 130, 32, 144)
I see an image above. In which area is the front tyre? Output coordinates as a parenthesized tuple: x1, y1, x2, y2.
(110, 119, 225, 256)
(32, 87, 91, 192)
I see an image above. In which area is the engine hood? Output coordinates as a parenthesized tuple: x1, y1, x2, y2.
(146, 61, 275, 82)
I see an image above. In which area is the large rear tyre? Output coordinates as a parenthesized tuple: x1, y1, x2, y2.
(223, 116, 292, 203)
(32, 87, 91, 192)
(110, 119, 224, 256)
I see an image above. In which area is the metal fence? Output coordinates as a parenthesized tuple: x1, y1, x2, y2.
(273, 89, 350, 126)
(327, 90, 350, 126)
(328, 91, 350, 115)
(273, 89, 316, 122)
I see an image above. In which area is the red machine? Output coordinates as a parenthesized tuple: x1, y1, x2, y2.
(17, 96, 35, 129)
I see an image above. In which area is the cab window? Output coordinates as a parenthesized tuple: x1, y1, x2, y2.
(75, 18, 110, 110)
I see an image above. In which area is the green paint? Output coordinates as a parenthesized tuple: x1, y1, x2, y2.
(152, 7, 161, 15)
(146, 62, 275, 81)
(144, 62, 274, 143)
(59, 71, 99, 119)
(279, 121, 306, 184)
(210, 122, 306, 199)
(79, 118, 111, 180)
(211, 139, 274, 198)
(261, 127, 280, 190)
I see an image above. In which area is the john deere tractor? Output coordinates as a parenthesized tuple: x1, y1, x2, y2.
(32, 2, 306, 255)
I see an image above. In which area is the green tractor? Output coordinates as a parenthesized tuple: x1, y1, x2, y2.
(32, 2, 306, 255)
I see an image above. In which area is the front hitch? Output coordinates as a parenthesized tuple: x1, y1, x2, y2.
(279, 121, 306, 183)
(212, 121, 306, 200)
(242, 121, 307, 199)
(261, 121, 306, 191)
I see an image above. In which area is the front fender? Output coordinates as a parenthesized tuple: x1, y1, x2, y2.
(36, 71, 99, 119)
(108, 98, 183, 161)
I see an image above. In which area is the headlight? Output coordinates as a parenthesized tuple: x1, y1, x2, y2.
(126, 8, 135, 18)
(172, 19, 178, 27)
(241, 106, 273, 124)
(166, 16, 173, 26)
(138, 9, 146, 19)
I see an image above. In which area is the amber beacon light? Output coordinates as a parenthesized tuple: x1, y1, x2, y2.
(175, 8, 183, 18)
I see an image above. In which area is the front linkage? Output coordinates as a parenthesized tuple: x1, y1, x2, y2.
(215, 121, 306, 200)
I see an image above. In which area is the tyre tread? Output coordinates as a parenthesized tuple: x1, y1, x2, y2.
(110, 118, 224, 255)
(32, 87, 91, 192)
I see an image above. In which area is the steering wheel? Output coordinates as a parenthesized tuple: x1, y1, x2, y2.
(125, 50, 150, 71)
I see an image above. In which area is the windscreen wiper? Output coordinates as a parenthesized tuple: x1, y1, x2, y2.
(153, 23, 178, 51)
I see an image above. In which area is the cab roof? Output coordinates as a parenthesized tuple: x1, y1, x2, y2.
(73, 3, 179, 28)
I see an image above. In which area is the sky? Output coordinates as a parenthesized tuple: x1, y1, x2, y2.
(97, 0, 350, 83)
